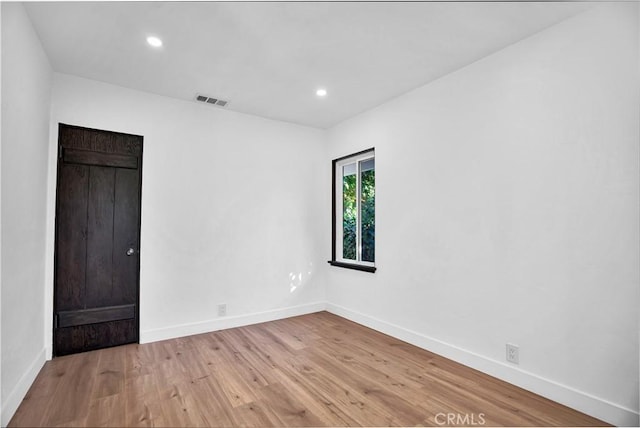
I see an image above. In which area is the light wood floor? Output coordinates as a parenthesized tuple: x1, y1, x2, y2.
(10, 312, 607, 427)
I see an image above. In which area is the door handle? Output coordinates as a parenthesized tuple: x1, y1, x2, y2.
(126, 248, 136, 256)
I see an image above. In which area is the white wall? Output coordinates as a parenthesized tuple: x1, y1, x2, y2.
(1, 5, 3, 424)
(45, 73, 328, 350)
(325, 4, 639, 426)
(1, 3, 52, 425)
(3, 2, 638, 426)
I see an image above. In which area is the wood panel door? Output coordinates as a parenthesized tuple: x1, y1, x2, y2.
(54, 124, 143, 356)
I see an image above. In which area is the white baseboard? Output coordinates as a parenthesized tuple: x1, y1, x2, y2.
(1, 347, 47, 427)
(12, 304, 634, 427)
(326, 302, 639, 427)
(140, 301, 327, 344)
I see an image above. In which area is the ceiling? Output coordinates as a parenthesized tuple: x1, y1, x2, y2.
(24, 1, 592, 129)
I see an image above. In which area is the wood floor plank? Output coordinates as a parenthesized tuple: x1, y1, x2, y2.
(8, 312, 609, 427)
(210, 362, 261, 408)
(157, 381, 211, 427)
(45, 351, 100, 426)
(187, 376, 236, 427)
(212, 329, 273, 388)
(92, 345, 126, 399)
(273, 353, 395, 426)
(256, 382, 327, 426)
(124, 372, 165, 426)
(7, 361, 67, 427)
(229, 401, 284, 428)
(308, 348, 435, 425)
(84, 393, 127, 427)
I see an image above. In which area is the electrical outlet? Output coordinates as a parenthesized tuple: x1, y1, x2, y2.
(506, 343, 519, 364)
(218, 303, 227, 317)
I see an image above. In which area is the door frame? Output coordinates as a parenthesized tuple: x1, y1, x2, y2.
(52, 123, 144, 356)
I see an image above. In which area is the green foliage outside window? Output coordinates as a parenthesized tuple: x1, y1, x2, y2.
(343, 174, 357, 259)
(361, 169, 375, 262)
(343, 167, 375, 261)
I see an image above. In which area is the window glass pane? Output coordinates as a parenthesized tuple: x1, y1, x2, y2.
(342, 163, 357, 260)
(360, 158, 375, 262)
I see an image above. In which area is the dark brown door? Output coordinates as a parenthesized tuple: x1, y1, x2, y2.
(54, 124, 143, 356)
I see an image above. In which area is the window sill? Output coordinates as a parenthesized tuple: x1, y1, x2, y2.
(327, 260, 376, 273)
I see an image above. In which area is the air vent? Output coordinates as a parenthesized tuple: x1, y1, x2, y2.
(195, 94, 229, 108)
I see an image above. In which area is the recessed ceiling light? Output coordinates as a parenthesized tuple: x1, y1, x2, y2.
(316, 88, 327, 97)
(146, 36, 163, 48)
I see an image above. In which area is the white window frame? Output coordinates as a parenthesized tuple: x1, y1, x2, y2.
(332, 149, 375, 271)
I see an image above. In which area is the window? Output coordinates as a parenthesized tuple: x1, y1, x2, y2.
(329, 148, 376, 273)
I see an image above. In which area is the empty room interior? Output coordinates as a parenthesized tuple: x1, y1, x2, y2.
(1, 1, 639, 427)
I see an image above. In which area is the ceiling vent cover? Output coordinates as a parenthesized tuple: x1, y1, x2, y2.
(195, 94, 229, 108)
